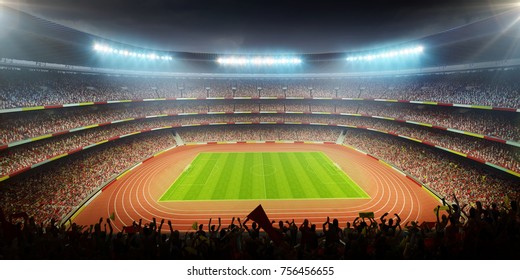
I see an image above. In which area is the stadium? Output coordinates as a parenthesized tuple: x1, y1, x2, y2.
(0, 1, 519, 260)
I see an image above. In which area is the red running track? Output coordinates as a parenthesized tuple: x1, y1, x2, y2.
(73, 143, 440, 231)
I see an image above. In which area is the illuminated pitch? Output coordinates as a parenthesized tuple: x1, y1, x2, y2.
(159, 151, 369, 201)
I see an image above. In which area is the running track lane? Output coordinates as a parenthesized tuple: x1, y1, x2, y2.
(73, 144, 440, 232)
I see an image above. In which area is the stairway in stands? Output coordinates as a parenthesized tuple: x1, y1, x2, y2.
(336, 129, 348, 144)
(173, 131, 185, 146)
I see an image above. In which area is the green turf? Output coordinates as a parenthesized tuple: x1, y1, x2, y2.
(159, 152, 370, 201)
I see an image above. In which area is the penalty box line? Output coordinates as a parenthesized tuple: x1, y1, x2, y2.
(159, 158, 218, 201)
(182, 159, 221, 188)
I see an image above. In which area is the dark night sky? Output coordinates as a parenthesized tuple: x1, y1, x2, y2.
(4, 0, 520, 54)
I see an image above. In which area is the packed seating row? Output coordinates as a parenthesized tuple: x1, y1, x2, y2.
(1, 68, 519, 109)
(2, 116, 518, 177)
(0, 130, 177, 225)
(2, 100, 518, 145)
(342, 130, 519, 206)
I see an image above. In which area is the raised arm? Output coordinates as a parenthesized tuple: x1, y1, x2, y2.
(394, 213, 401, 225)
(453, 193, 460, 209)
(353, 217, 360, 228)
(107, 217, 113, 236)
(299, 219, 306, 231)
(368, 217, 378, 232)
(394, 214, 402, 233)
(380, 212, 388, 224)
(158, 219, 165, 233)
(152, 217, 157, 232)
(168, 220, 173, 235)
(323, 216, 330, 232)
(96, 217, 103, 233)
(242, 217, 250, 231)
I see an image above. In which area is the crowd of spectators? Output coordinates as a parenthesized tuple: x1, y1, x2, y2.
(2, 99, 517, 147)
(1, 117, 182, 176)
(356, 103, 519, 141)
(0, 131, 177, 226)
(1, 68, 519, 109)
(1, 195, 519, 259)
(2, 113, 518, 177)
(178, 125, 343, 143)
(342, 130, 520, 206)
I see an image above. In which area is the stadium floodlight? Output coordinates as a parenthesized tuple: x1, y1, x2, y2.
(216, 56, 302, 66)
(92, 42, 173, 61)
(346, 45, 424, 62)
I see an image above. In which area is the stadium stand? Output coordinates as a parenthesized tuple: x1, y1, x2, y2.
(0, 130, 177, 225)
(2, 112, 518, 179)
(342, 130, 519, 206)
(1, 68, 520, 109)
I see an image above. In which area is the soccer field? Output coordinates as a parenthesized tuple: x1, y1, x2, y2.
(159, 152, 369, 201)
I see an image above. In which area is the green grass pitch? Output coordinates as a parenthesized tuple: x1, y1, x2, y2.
(159, 152, 370, 201)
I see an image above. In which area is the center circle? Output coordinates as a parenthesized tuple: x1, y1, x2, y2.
(249, 163, 277, 176)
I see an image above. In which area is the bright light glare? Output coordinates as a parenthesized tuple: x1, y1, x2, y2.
(346, 45, 424, 62)
(92, 43, 173, 61)
(216, 56, 302, 66)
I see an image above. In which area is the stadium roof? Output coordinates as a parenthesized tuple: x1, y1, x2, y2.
(1, 1, 520, 73)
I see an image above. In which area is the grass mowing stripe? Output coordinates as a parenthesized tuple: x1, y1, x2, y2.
(315, 152, 369, 198)
(304, 152, 338, 197)
(224, 153, 244, 199)
(203, 153, 226, 200)
(259, 152, 267, 199)
(161, 151, 369, 201)
(312, 152, 350, 196)
(295, 153, 331, 198)
(285, 153, 312, 198)
(274, 153, 295, 197)
(183, 154, 218, 199)
(211, 153, 234, 199)
(267, 153, 288, 199)
(310, 152, 347, 197)
(249, 152, 266, 199)
(263, 153, 280, 199)
(279, 153, 301, 198)
(238, 153, 253, 199)
(317, 152, 369, 197)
